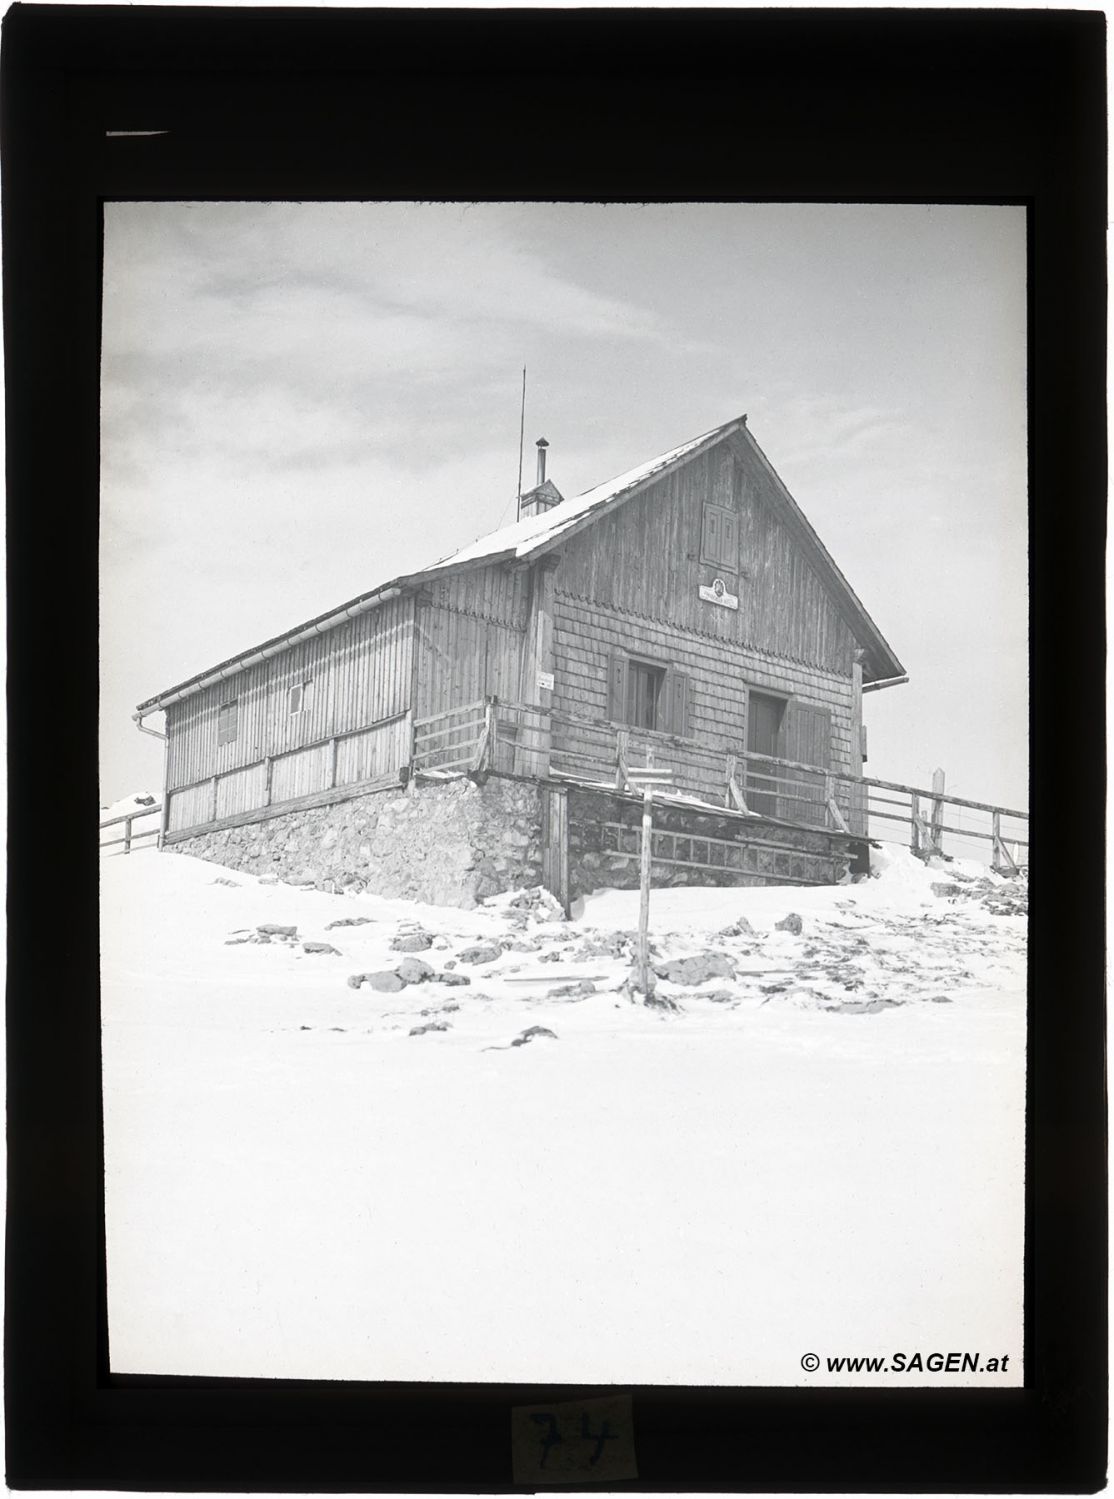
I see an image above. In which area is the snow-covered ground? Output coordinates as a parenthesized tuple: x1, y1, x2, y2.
(101, 844, 1026, 1386)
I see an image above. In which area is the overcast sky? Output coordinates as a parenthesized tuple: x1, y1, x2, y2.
(101, 201, 1027, 810)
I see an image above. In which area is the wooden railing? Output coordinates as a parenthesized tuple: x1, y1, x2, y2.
(99, 803, 163, 854)
(411, 697, 1029, 872)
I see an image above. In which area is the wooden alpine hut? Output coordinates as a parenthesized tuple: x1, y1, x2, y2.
(135, 414, 907, 908)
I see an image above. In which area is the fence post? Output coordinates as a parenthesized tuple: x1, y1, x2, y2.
(615, 728, 631, 790)
(123, 814, 132, 855)
(929, 767, 945, 855)
(910, 792, 921, 856)
(825, 772, 849, 833)
(636, 747, 655, 995)
(264, 757, 273, 807)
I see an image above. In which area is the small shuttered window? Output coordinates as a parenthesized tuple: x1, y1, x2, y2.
(701, 501, 739, 571)
(217, 699, 238, 746)
(608, 652, 690, 737)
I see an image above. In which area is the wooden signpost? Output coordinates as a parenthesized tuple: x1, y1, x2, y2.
(625, 751, 675, 996)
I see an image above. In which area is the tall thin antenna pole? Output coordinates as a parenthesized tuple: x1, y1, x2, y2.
(516, 365, 527, 521)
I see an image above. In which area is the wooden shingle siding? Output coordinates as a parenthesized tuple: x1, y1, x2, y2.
(554, 448, 855, 674)
(166, 593, 416, 795)
(553, 595, 855, 789)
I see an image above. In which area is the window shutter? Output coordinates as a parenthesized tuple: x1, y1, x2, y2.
(722, 511, 739, 571)
(702, 503, 721, 564)
(667, 671, 690, 738)
(608, 652, 629, 723)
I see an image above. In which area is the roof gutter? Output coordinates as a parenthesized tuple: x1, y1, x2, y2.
(862, 673, 910, 694)
(137, 585, 406, 713)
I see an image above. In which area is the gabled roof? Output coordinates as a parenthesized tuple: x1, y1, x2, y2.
(137, 413, 903, 713)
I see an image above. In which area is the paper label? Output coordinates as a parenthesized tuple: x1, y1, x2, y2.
(511, 1393, 637, 1485)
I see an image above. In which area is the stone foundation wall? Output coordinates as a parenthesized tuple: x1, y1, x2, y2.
(173, 775, 544, 908)
(566, 786, 849, 899)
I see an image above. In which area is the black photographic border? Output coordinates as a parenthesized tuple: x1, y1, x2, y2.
(4, 6, 1106, 1491)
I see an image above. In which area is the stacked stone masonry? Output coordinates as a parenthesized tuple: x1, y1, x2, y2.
(174, 772, 853, 909)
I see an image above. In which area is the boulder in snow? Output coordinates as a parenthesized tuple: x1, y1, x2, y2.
(303, 941, 341, 956)
(547, 980, 596, 998)
(326, 916, 375, 930)
(349, 971, 405, 993)
(436, 971, 471, 987)
(653, 952, 735, 985)
(391, 929, 434, 952)
(457, 942, 502, 966)
(257, 923, 298, 939)
(395, 957, 435, 985)
(409, 1021, 450, 1036)
(775, 913, 804, 935)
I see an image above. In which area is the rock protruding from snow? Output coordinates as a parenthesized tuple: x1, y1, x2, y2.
(395, 957, 435, 985)
(547, 980, 596, 999)
(435, 971, 471, 987)
(457, 942, 502, 966)
(409, 1021, 450, 1036)
(391, 928, 434, 952)
(716, 916, 756, 938)
(653, 951, 735, 986)
(349, 971, 405, 993)
(257, 923, 298, 939)
(326, 916, 375, 930)
(775, 913, 803, 935)
(302, 941, 341, 956)
(482, 886, 567, 926)
(513, 1026, 557, 1045)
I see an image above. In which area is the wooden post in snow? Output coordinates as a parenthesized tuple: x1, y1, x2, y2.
(929, 767, 945, 855)
(626, 750, 675, 997)
(637, 755, 654, 996)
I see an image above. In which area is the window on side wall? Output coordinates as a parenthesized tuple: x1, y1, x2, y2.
(608, 652, 690, 737)
(216, 699, 238, 745)
(288, 680, 313, 716)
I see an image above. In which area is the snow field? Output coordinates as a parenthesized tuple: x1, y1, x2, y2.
(101, 845, 1026, 1386)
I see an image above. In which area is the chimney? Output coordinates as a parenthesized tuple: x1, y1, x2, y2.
(518, 436, 563, 520)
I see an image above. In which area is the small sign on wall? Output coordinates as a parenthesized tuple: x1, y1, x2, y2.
(536, 669, 555, 691)
(699, 576, 739, 610)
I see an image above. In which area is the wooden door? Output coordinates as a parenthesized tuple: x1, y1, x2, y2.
(746, 692, 785, 817)
(782, 703, 832, 825)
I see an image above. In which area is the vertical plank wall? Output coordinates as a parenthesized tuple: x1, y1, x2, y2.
(412, 564, 528, 720)
(166, 593, 416, 830)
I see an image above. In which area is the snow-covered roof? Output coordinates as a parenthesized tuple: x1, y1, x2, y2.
(137, 416, 745, 713)
(137, 411, 904, 713)
(425, 417, 740, 572)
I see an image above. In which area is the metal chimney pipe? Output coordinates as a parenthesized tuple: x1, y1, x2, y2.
(536, 437, 549, 485)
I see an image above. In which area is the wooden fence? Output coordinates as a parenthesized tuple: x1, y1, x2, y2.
(99, 803, 164, 854)
(412, 697, 1029, 873)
